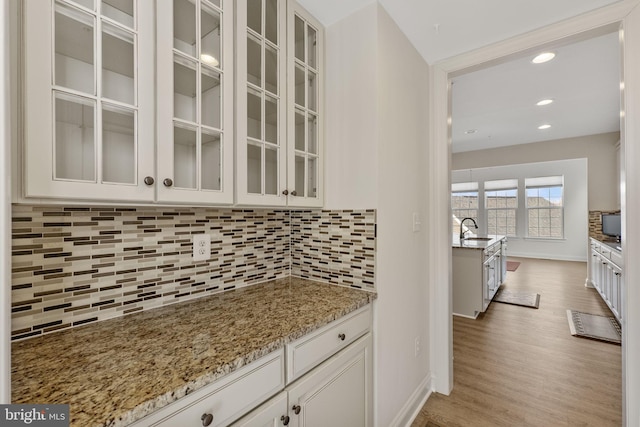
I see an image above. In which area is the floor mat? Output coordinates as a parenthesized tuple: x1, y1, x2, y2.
(493, 288, 540, 308)
(506, 261, 520, 271)
(566, 310, 621, 345)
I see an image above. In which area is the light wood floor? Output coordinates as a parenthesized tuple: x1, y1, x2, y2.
(412, 257, 622, 427)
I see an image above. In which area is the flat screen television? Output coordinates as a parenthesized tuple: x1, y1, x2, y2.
(602, 213, 621, 239)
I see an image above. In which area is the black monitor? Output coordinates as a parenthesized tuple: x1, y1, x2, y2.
(602, 213, 621, 239)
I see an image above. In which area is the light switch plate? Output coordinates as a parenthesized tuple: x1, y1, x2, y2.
(193, 234, 211, 261)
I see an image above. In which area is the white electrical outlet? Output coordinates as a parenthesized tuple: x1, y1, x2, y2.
(412, 212, 421, 232)
(414, 337, 420, 357)
(192, 234, 211, 261)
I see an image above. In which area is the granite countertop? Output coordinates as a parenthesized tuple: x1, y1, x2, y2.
(12, 277, 376, 427)
(452, 234, 505, 250)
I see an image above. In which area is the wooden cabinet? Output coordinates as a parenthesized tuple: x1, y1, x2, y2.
(453, 237, 507, 318)
(156, 0, 235, 204)
(236, 0, 323, 207)
(588, 238, 623, 322)
(23, 0, 155, 202)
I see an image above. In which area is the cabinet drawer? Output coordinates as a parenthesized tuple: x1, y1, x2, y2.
(611, 250, 623, 268)
(286, 305, 371, 383)
(131, 350, 284, 427)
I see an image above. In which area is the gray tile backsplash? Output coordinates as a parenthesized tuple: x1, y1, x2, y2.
(11, 205, 376, 340)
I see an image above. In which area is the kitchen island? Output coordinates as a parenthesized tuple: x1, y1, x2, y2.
(11, 277, 376, 427)
(452, 235, 507, 318)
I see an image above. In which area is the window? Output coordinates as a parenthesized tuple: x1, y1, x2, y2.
(526, 176, 564, 238)
(451, 182, 478, 235)
(485, 179, 517, 236)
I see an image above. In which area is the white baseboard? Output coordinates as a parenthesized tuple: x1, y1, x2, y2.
(507, 252, 587, 262)
(388, 372, 433, 427)
(452, 311, 478, 319)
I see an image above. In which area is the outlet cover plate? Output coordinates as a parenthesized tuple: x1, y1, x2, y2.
(193, 234, 211, 261)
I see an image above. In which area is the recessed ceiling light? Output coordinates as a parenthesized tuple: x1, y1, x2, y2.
(536, 99, 554, 106)
(532, 52, 556, 64)
(464, 129, 477, 134)
(538, 124, 551, 130)
(200, 54, 219, 67)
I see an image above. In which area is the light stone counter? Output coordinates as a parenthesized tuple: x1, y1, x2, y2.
(451, 234, 505, 250)
(11, 277, 376, 427)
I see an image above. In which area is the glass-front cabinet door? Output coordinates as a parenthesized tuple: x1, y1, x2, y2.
(287, 2, 323, 207)
(23, 0, 155, 201)
(236, 0, 287, 206)
(156, 0, 234, 204)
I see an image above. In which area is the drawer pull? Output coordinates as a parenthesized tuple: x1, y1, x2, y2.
(201, 413, 214, 426)
(143, 176, 155, 186)
(338, 333, 346, 341)
(163, 178, 174, 187)
(292, 405, 301, 415)
(281, 415, 290, 425)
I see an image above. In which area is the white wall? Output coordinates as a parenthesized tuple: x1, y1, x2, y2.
(453, 159, 589, 261)
(452, 132, 620, 211)
(326, 4, 431, 426)
(1, 0, 11, 403)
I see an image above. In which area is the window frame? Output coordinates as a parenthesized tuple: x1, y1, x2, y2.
(484, 179, 518, 237)
(525, 176, 565, 239)
(451, 182, 479, 236)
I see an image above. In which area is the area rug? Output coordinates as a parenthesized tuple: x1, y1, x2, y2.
(566, 310, 621, 345)
(493, 288, 540, 309)
(506, 261, 520, 272)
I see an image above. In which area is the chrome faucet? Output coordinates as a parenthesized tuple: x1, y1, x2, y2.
(459, 217, 478, 240)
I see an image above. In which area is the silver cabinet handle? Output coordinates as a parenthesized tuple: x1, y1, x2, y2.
(163, 178, 173, 187)
(291, 190, 297, 196)
(143, 176, 155, 186)
(282, 189, 289, 195)
(281, 415, 290, 425)
(292, 405, 301, 415)
(338, 333, 346, 341)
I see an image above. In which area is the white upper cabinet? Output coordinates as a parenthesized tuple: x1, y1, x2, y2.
(23, 0, 155, 201)
(156, 0, 235, 204)
(286, 2, 323, 208)
(236, 0, 323, 207)
(236, 0, 288, 206)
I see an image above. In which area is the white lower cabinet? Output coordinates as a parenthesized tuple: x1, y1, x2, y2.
(233, 333, 373, 427)
(588, 238, 623, 323)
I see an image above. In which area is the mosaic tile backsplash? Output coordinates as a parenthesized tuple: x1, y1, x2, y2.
(11, 206, 376, 340)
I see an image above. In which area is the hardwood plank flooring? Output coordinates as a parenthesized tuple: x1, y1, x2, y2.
(412, 257, 622, 427)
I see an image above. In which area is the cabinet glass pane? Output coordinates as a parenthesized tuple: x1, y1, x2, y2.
(102, 0, 134, 28)
(201, 130, 221, 191)
(295, 155, 304, 196)
(265, 95, 278, 144)
(102, 25, 134, 105)
(295, 109, 304, 151)
(247, 0, 262, 35)
(174, 0, 196, 57)
(308, 71, 317, 112)
(265, 146, 277, 195)
(265, 0, 277, 44)
(295, 65, 305, 107)
(307, 26, 317, 69)
(174, 59, 197, 122)
(55, 5, 95, 94)
(308, 157, 317, 198)
(247, 34, 262, 87)
(247, 144, 262, 194)
(102, 104, 135, 184)
(69, 0, 95, 10)
(265, 43, 278, 95)
(201, 5, 221, 68)
(294, 15, 304, 61)
(308, 114, 317, 154)
(174, 125, 197, 189)
(247, 88, 262, 140)
(202, 68, 221, 129)
(54, 93, 95, 181)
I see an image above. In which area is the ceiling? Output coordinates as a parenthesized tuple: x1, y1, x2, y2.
(297, 0, 623, 153)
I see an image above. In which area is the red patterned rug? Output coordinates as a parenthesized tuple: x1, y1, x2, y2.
(506, 261, 520, 272)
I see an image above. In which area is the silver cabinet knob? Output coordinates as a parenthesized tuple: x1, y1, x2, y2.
(201, 413, 214, 426)
(282, 189, 289, 195)
(143, 176, 155, 186)
(338, 333, 346, 341)
(281, 415, 290, 425)
(163, 178, 173, 187)
(291, 190, 297, 196)
(292, 405, 301, 415)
